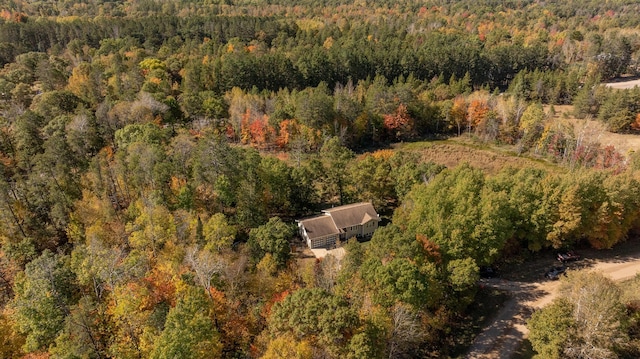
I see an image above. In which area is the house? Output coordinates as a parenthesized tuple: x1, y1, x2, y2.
(297, 202, 380, 249)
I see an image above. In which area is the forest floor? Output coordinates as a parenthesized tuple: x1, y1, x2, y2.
(466, 237, 640, 359)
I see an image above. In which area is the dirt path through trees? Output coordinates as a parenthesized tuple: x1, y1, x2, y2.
(605, 78, 640, 89)
(467, 249, 640, 358)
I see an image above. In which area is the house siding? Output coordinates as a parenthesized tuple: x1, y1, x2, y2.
(362, 220, 378, 237)
(342, 225, 360, 240)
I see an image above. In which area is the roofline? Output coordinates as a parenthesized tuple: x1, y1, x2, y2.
(321, 201, 375, 213)
(297, 213, 332, 222)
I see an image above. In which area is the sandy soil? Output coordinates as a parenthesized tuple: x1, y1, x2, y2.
(605, 78, 640, 89)
(467, 243, 640, 359)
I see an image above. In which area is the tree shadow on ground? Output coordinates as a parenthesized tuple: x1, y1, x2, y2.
(500, 236, 640, 283)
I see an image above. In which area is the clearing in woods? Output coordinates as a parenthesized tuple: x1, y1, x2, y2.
(547, 104, 640, 156)
(397, 103, 640, 171)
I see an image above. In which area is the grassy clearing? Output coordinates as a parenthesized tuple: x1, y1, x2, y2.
(400, 103, 640, 175)
(397, 137, 561, 175)
(545, 104, 640, 157)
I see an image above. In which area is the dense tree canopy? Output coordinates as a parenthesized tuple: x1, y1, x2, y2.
(1, 0, 640, 358)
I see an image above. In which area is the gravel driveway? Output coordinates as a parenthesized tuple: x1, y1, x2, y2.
(466, 240, 640, 358)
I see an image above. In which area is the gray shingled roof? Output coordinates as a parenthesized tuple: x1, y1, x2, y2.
(299, 215, 339, 240)
(322, 202, 380, 230)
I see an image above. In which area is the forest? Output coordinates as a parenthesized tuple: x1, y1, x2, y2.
(1, 0, 640, 358)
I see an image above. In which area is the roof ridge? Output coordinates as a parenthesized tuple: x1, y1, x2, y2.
(323, 202, 372, 212)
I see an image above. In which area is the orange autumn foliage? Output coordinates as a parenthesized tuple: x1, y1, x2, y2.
(449, 97, 468, 135)
(208, 287, 227, 319)
(371, 149, 394, 160)
(631, 113, 640, 131)
(417, 234, 442, 264)
(276, 119, 299, 149)
(239, 109, 277, 149)
(0, 10, 27, 22)
(21, 353, 50, 359)
(240, 109, 252, 144)
(142, 269, 177, 309)
(467, 99, 489, 129)
(249, 115, 276, 149)
(261, 289, 290, 319)
(0, 9, 11, 21)
(383, 103, 415, 140)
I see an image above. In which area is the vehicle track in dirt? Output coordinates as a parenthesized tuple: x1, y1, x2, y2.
(466, 241, 640, 359)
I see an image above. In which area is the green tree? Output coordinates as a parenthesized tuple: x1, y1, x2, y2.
(488, 167, 559, 251)
(202, 213, 237, 253)
(151, 286, 222, 359)
(259, 156, 295, 216)
(295, 82, 334, 130)
(390, 152, 445, 201)
(29, 90, 81, 119)
(447, 258, 479, 293)
(518, 102, 545, 152)
(360, 256, 430, 309)
(528, 298, 576, 359)
(318, 137, 354, 205)
(11, 250, 77, 352)
(248, 217, 294, 270)
(268, 288, 358, 357)
(49, 296, 108, 359)
(397, 164, 512, 265)
(191, 131, 242, 211)
(348, 153, 394, 210)
(235, 149, 267, 229)
(590, 35, 632, 80)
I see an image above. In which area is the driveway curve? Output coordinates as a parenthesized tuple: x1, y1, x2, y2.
(466, 246, 640, 359)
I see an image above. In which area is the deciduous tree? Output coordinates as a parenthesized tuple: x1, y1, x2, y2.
(151, 286, 222, 359)
(528, 298, 576, 359)
(12, 250, 77, 352)
(559, 271, 627, 358)
(383, 103, 415, 140)
(248, 217, 293, 270)
(263, 334, 313, 359)
(268, 288, 358, 357)
(200, 213, 236, 253)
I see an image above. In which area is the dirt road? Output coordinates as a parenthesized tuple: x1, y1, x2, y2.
(605, 78, 640, 89)
(466, 250, 640, 359)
